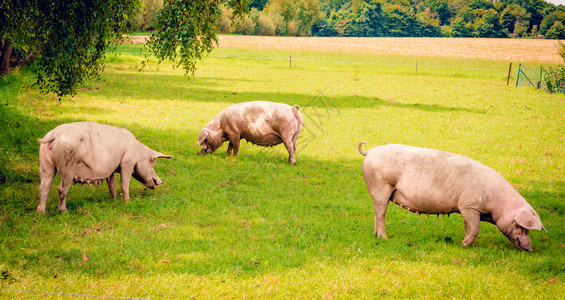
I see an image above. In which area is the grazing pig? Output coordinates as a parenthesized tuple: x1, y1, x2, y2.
(198, 101, 303, 164)
(358, 142, 546, 251)
(37, 122, 172, 213)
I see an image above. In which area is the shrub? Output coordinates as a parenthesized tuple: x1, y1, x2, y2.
(219, 6, 233, 33)
(544, 65, 565, 93)
(256, 15, 276, 36)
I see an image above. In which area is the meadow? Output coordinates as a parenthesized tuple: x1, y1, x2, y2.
(0, 38, 564, 298)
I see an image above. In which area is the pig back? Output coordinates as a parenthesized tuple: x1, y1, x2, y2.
(221, 101, 300, 145)
(366, 144, 497, 213)
(45, 122, 138, 177)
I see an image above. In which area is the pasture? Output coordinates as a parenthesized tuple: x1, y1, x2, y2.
(0, 37, 564, 298)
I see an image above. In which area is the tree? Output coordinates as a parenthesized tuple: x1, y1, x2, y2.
(451, 6, 475, 37)
(473, 9, 505, 37)
(1, 0, 248, 98)
(540, 10, 565, 35)
(545, 21, 565, 39)
(500, 4, 530, 36)
(0, 0, 41, 75)
(146, 0, 247, 76)
(418, 0, 451, 25)
(1, 0, 141, 98)
(262, 0, 320, 36)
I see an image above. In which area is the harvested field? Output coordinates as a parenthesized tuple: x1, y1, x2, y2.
(216, 35, 563, 64)
(127, 35, 562, 63)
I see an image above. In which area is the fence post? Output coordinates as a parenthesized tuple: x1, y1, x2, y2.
(506, 62, 512, 86)
(515, 64, 521, 88)
(415, 61, 418, 74)
(538, 66, 543, 90)
(289, 55, 292, 68)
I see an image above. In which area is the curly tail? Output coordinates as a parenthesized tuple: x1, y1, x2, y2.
(38, 137, 56, 150)
(292, 105, 300, 113)
(358, 141, 368, 156)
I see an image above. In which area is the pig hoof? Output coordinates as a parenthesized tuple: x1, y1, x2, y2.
(461, 241, 472, 248)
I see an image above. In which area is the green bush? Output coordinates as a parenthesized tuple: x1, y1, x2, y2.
(545, 21, 565, 39)
(544, 65, 565, 93)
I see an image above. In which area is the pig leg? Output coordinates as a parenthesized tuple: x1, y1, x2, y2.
(57, 173, 73, 213)
(107, 173, 117, 198)
(227, 135, 241, 156)
(281, 130, 298, 165)
(226, 142, 234, 155)
(120, 167, 134, 202)
(282, 139, 296, 165)
(38, 168, 56, 214)
(367, 183, 393, 239)
(38, 160, 56, 214)
(460, 208, 481, 248)
(38, 143, 56, 213)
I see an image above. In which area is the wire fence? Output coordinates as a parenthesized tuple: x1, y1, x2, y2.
(516, 64, 546, 90)
(107, 49, 562, 92)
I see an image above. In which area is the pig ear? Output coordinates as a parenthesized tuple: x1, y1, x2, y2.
(197, 130, 209, 146)
(150, 150, 173, 160)
(514, 209, 545, 231)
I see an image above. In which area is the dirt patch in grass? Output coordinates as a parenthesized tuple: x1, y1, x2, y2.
(126, 35, 562, 64)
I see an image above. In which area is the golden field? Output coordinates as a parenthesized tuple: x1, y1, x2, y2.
(128, 35, 563, 63)
(216, 35, 563, 64)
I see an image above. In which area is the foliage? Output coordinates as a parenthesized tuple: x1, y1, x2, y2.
(416, 0, 451, 26)
(132, 0, 164, 31)
(0, 0, 141, 98)
(263, 0, 321, 36)
(500, 4, 531, 36)
(539, 10, 565, 35)
(545, 21, 565, 39)
(1, 0, 251, 98)
(145, 0, 247, 76)
(543, 42, 565, 93)
(311, 1, 440, 37)
(543, 64, 565, 93)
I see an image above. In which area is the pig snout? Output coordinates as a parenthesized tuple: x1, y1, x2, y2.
(154, 175, 162, 186)
(512, 233, 533, 252)
(518, 237, 533, 252)
(199, 145, 214, 154)
(505, 224, 534, 251)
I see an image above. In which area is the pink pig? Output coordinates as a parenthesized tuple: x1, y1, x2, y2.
(37, 122, 172, 213)
(198, 101, 303, 164)
(359, 142, 546, 251)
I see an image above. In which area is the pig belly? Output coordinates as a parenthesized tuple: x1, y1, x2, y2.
(390, 189, 460, 214)
(243, 133, 282, 147)
(72, 162, 114, 184)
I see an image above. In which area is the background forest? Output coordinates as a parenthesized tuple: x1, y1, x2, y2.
(133, 0, 565, 38)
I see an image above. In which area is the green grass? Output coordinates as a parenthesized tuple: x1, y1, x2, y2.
(0, 43, 564, 298)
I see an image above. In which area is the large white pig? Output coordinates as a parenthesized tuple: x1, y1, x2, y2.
(358, 142, 546, 251)
(198, 101, 303, 164)
(37, 122, 172, 213)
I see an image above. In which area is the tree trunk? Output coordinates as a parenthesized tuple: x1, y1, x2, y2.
(0, 41, 13, 75)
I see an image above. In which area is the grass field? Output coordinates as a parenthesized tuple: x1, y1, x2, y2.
(0, 39, 564, 298)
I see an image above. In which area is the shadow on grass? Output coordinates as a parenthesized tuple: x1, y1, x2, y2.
(93, 71, 485, 114)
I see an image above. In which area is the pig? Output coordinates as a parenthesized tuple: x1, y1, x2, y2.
(37, 122, 172, 213)
(198, 101, 303, 164)
(358, 142, 546, 251)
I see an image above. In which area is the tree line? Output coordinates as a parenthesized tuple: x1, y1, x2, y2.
(203, 0, 564, 38)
